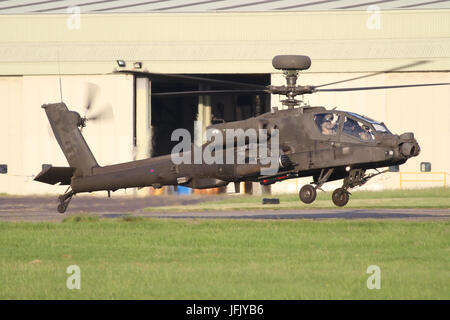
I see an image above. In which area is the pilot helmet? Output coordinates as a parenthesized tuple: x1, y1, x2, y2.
(362, 125, 370, 131)
(323, 113, 334, 122)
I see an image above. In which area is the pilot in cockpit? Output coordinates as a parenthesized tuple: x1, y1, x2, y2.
(321, 113, 337, 135)
(343, 117, 358, 135)
(359, 125, 372, 141)
(343, 117, 372, 140)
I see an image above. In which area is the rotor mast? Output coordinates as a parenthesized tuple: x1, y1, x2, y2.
(283, 70, 300, 107)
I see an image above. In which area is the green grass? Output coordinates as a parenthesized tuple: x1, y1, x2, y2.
(0, 219, 448, 299)
(62, 214, 100, 223)
(145, 187, 450, 212)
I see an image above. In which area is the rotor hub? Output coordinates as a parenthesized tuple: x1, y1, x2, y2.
(270, 56, 314, 107)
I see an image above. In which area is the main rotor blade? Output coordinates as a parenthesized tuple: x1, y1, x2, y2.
(315, 60, 430, 88)
(115, 70, 267, 90)
(316, 82, 450, 92)
(152, 89, 269, 97)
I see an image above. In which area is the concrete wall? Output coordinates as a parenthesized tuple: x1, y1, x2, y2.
(0, 74, 134, 195)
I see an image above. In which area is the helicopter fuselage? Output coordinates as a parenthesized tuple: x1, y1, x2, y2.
(66, 106, 419, 193)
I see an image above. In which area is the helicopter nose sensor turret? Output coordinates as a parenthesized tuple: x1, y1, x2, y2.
(399, 132, 420, 158)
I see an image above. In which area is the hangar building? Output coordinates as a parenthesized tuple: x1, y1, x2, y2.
(0, 0, 449, 195)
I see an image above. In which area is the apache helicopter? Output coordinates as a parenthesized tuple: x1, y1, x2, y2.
(35, 55, 450, 213)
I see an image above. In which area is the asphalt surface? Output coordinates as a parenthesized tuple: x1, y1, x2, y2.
(0, 194, 222, 222)
(0, 195, 449, 222)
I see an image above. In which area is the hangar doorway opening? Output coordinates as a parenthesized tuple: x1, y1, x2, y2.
(148, 74, 271, 157)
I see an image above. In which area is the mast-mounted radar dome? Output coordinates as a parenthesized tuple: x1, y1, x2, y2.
(272, 55, 311, 71)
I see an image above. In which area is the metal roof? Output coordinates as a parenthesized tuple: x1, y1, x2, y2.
(0, 0, 449, 14)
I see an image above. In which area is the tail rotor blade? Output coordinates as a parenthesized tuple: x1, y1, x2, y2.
(84, 82, 100, 114)
(81, 82, 114, 127)
(87, 104, 114, 122)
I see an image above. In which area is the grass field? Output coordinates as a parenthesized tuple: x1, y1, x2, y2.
(0, 218, 448, 299)
(145, 187, 450, 212)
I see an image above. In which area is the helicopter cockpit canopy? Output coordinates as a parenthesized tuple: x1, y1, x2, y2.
(341, 111, 391, 141)
(346, 112, 391, 134)
(342, 116, 375, 141)
(314, 110, 391, 141)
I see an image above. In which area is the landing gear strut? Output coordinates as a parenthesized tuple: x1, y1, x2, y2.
(298, 168, 387, 207)
(57, 189, 75, 214)
(331, 168, 387, 207)
(299, 168, 334, 204)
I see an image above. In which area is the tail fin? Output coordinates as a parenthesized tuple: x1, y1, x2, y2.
(43, 103, 99, 177)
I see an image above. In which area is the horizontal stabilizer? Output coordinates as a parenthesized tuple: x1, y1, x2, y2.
(34, 166, 76, 185)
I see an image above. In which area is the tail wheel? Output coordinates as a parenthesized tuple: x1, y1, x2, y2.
(299, 184, 317, 204)
(56, 190, 75, 214)
(332, 188, 350, 207)
(57, 203, 67, 214)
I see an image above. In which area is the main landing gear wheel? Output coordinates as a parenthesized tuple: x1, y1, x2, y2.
(299, 184, 317, 204)
(332, 188, 350, 207)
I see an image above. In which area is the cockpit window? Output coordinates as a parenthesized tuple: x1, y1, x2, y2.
(346, 112, 390, 133)
(347, 112, 375, 122)
(343, 116, 375, 141)
(314, 113, 340, 136)
(372, 123, 389, 133)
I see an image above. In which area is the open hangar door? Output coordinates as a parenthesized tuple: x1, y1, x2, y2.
(139, 73, 271, 195)
(150, 74, 271, 157)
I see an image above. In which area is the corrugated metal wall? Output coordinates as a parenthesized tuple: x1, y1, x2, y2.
(1, 0, 449, 14)
(0, 10, 449, 75)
